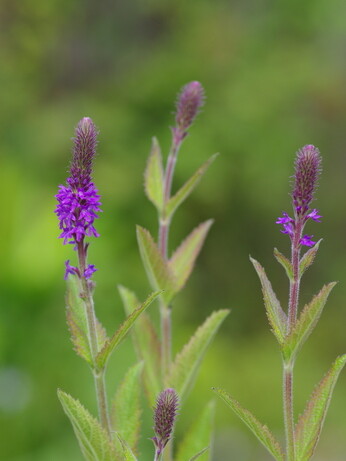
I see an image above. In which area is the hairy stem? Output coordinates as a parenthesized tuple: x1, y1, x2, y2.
(283, 219, 304, 460)
(283, 362, 295, 461)
(288, 220, 303, 330)
(77, 241, 111, 435)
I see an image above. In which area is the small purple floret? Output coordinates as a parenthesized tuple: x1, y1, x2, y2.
(84, 264, 97, 279)
(307, 209, 322, 222)
(300, 235, 316, 247)
(64, 260, 79, 280)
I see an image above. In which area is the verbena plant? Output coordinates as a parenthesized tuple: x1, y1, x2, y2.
(55, 83, 228, 461)
(213, 145, 346, 461)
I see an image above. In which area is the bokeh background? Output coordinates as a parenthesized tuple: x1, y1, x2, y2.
(1, 1, 346, 460)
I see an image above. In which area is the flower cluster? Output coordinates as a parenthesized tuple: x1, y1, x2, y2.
(152, 388, 179, 456)
(55, 117, 101, 279)
(276, 145, 322, 247)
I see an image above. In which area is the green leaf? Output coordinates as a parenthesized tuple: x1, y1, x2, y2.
(144, 137, 165, 211)
(57, 389, 117, 461)
(118, 285, 162, 406)
(250, 257, 287, 345)
(165, 154, 218, 219)
(295, 354, 346, 461)
(213, 388, 284, 461)
(299, 239, 322, 278)
(96, 291, 160, 369)
(169, 220, 213, 293)
(283, 283, 336, 362)
(114, 432, 138, 461)
(111, 362, 143, 455)
(136, 225, 177, 304)
(66, 275, 108, 366)
(176, 401, 214, 461)
(166, 310, 229, 400)
(189, 448, 210, 461)
(273, 248, 293, 280)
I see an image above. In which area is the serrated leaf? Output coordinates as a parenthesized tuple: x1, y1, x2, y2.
(58, 389, 117, 461)
(283, 282, 336, 362)
(176, 401, 214, 461)
(273, 248, 293, 280)
(114, 432, 138, 461)
(250, 257, 287, 345)
(295, 354, 346, 461)
(111, 362, 143, 454)
(165, 154, 218, 219)
(136, 225, 177, 304)
(96, 291, 160, 369)
(66, 275, 108, 366)
(166, 310, 229, 400)
(144, 137, 164, 211)
(118, 285, 162, 405)
(299, 239, 322, 278)
(213, 388, 284, 461)
(169, 220, 213, 293)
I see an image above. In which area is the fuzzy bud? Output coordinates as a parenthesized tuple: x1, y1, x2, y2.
(173, 81, 204, 143)
(70, 117, 98, 188)
(292, 144, 321, 217)
(152, 388, 179, 455)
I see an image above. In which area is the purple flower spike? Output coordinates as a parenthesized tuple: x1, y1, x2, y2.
(152, 388, 179, 456)
(173, 81, 205, 143)
(55, 118, 102, 247)
(300, 235, 316, 247)
(292, 145, 321, 217)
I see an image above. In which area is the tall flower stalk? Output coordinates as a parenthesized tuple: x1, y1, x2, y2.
(158, 81, 205, 377)
(55, 118, 163, 461)
(120, 82, 228, 461)
(55, 117, 111, 433)
(214, 145, 346, 461)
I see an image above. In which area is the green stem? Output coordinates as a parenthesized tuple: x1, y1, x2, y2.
(78, 242, 112, 436)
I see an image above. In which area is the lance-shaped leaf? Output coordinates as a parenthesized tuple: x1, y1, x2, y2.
(176, 401, 214, 461)
(295, 354, 346, 461)
(273, 248, 293, 280)
(250, 257, 287, 345)
(57, 389, 117, 461)
(114, 432, 138, 461)
(119, 286, 162, 405)
(169, 220, 213, 292)
(165, 310, 229, 400)
(165, 154, 218, 219)
(136, 225, 177, 304)
(111, 362, 143, 455)
(189, 448, 210, 461)
(96, 291, 160, 369)
(213, 388, 284, 461)
(282, 282, 336, 362)
(144, 137, 164, 211)
(66, 275, 108, 366)
(299, 239, 322, 278)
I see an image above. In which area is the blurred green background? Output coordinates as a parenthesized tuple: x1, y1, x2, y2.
(1, 0, 346, 460)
